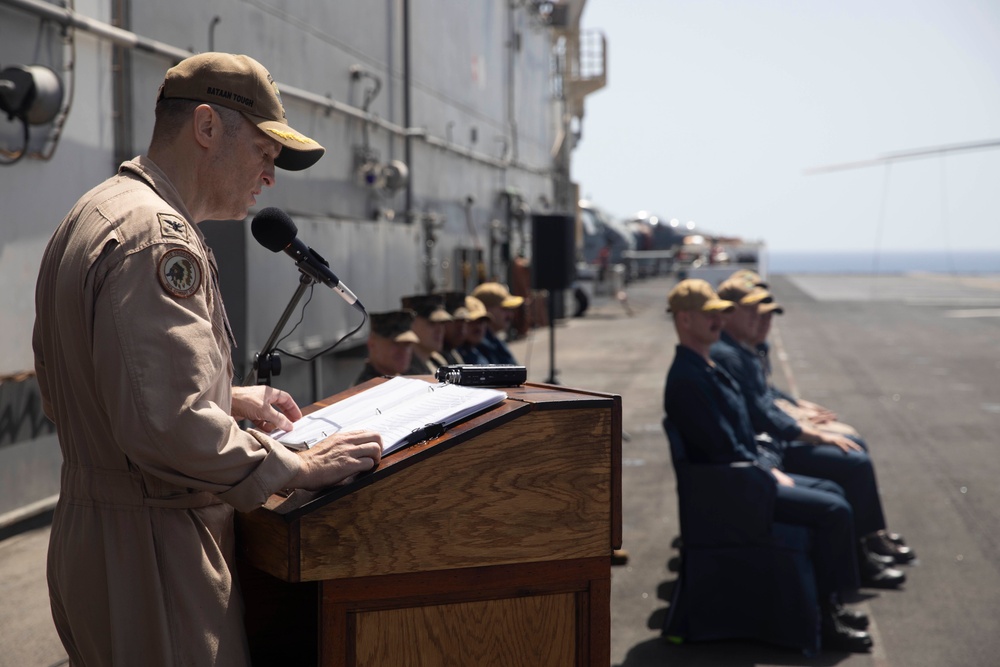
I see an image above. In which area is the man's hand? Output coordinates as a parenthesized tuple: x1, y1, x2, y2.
(772, 468, 796, 487)
(800, 399, 837, 423)
(231, 385, 303, 433)
(290, 430, 384, 490)
(818, 431, 864, 453)
(799, 422, 863, 453)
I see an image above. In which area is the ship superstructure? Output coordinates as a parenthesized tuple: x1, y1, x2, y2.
(0, 0, 605, 526)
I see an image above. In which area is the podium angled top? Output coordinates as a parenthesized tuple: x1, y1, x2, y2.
(236, 380, 622, 582)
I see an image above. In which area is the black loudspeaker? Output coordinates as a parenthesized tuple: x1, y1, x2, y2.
(531, 212, 576, 291)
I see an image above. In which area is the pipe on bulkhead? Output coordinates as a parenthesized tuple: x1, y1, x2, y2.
(403, 0, 413, 224)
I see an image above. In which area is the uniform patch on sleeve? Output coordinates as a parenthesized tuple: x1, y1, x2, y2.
(158, 248, 202, 298)
(158, 212, 190, 242)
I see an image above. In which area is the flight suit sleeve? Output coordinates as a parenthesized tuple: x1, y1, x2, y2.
(31, 325, 55, 422)
(91, 236, 301, 512)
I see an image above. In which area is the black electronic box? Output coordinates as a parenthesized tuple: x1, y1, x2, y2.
(434, 364, 527, 387)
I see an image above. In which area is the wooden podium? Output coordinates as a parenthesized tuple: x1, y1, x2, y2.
(236, 379, 622, 666)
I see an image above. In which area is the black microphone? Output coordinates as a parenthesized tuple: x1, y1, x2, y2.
(251, 207, 365, 312)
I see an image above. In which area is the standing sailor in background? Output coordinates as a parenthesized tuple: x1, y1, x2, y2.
(32, 52, 383, 666)
(401, 293, 452, 375)
(471, 282, 523, 364)
(353, 310, 421, 385)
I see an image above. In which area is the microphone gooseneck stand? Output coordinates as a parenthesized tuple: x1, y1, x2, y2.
(244, 272, 317, 386)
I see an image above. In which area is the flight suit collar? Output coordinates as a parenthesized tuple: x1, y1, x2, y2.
(119, 156, 197, 229)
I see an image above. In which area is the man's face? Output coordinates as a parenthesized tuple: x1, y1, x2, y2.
(443, 320, 468, 348)
(208, 114, 280, 220)
(724, 303, 760, 344)
(411, 317, 446, 352)
(369, 336, 413, 376)
(486, 305, 512, 331)
(465, 319, 489, 346)
(678, 309, 727, 346)
(754, 311, 774, 346)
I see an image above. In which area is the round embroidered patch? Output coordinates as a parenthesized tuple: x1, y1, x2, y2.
(158, 248, 202, 298)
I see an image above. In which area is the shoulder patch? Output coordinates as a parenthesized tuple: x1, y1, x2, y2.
(158, 212, 190, 242)
(158, 248, 202, 298)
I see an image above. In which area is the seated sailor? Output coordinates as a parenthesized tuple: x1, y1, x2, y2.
(455, 296, 493, 365)
(470, 282, 523, 365)
(664, 278, 873, 652)
(439, 291, 471, 365)
(353, 309, 420, 386)
(401, 293, 452, 376)
(712, 277, 913, 580)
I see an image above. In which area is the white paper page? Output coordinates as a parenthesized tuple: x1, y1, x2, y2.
(362, 383, 507, 454)
(271, 377, 432, 448)
(270, 377, 505, 453)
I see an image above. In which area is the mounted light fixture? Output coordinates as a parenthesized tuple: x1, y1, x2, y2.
(0, 64, 64, 166)
(0, 65, 63, 125)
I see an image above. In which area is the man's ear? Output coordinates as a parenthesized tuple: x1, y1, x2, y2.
(191, 104, 220, 150)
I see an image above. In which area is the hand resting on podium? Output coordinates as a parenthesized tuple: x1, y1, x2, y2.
(231, 385, 384, 490)
(288, 430, 384, 490)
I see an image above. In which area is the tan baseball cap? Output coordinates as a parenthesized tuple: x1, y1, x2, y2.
(728, 269, 769, 288)
(667, 279, 735, 313)
(472, 282, 524, 309)
(717, 280, 773, 306)
(157, 52, 325, 171)
(759, 301, 785, 315)
(464, 295, 492, 321)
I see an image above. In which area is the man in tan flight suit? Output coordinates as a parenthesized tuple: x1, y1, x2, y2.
(33, 53, 384, 666)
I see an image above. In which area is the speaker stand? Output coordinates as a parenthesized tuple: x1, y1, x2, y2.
(545, 289, 559, 385)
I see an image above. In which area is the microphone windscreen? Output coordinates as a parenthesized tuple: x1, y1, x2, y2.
(251, 207, 297, 252)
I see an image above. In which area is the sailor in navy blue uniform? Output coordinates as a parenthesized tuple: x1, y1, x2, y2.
(663, 278, 872, 652)
(470, 282, 523, 365)
(711, 278, 909, 584)
(455, 295, 492, 365)
(750, 289, 916, 564)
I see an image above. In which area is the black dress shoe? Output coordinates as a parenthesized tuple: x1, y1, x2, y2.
(822, 610, 873, 652)
(833, 603, 870, 630)
(865, 548, 896, 567)
(860, 553, 906, 588)
(883, 530, 907, 546)
(865, 532, 917, 564)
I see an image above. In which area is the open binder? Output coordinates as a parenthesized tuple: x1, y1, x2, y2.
(270, 376, 508, 455)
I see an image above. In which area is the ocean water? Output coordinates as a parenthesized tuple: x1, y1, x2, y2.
(768, 250, 1000, 275)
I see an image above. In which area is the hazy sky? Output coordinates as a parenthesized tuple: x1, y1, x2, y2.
(575, 0, 1000, 252)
